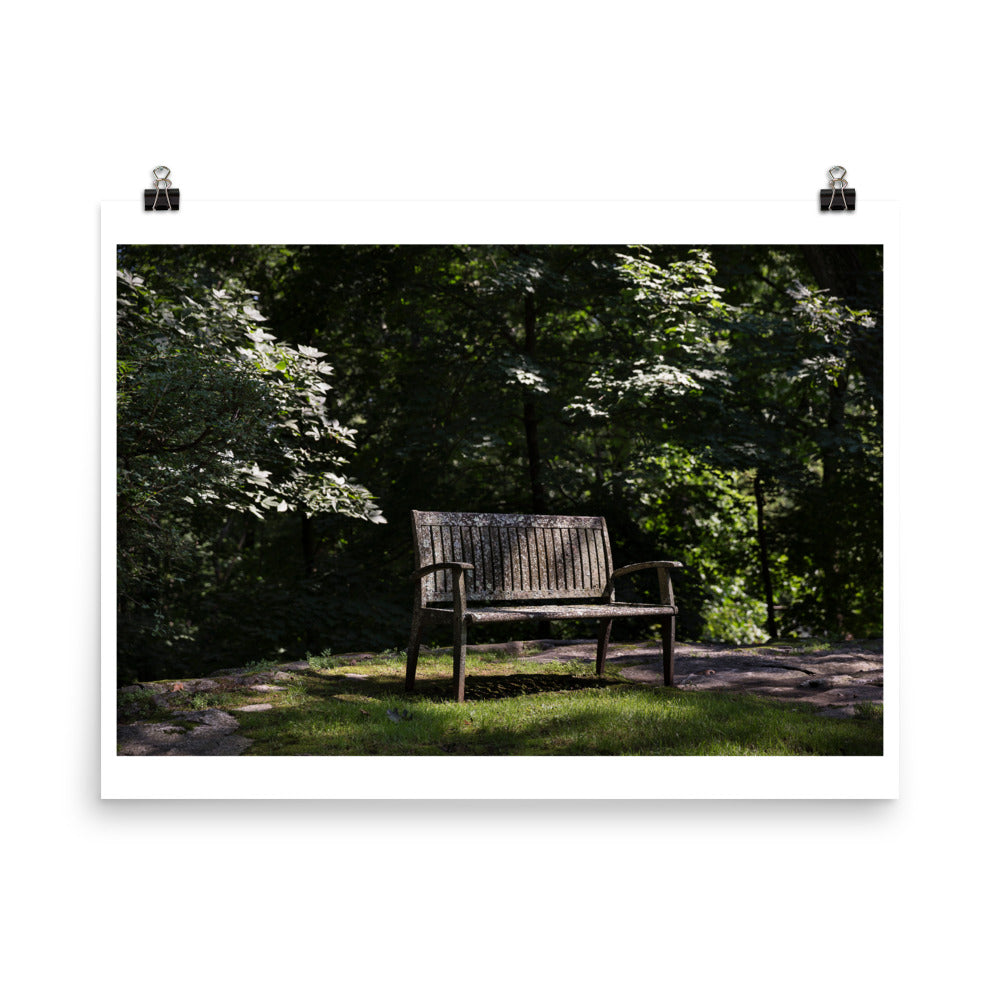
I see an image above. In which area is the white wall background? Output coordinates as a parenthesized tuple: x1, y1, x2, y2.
(2, 2, 996, 997)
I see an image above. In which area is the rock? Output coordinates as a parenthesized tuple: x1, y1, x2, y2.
(816, 706, 856, 719)
(185, 679, 220, 692)
(117, 709, 251, 756)
(615, 640, 883, 714)
(800, 675, 854, 690)
(233, 674, 271, 686)
(139, 678, 220, 694)
(231, 703, 273, 712)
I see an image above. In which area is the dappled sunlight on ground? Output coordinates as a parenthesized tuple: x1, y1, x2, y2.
(117, 639, 883, 755)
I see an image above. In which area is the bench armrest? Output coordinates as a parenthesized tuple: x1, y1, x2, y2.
(411, 561, 474, 582)
(604, 560, 682, 605)
(412, 562, 473, 618)
(611, 560, 683, 577)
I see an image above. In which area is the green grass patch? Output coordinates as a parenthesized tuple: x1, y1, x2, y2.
(852, 701, 884, 722)
(119, 648, 882, 756)
(117, 687, 161, 722)
(213, 648, 883, 757)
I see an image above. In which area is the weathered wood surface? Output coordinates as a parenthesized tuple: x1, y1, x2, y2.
(413, 511, 613, 602)
(406, 511, 682, 701)
(420, 602, 676, 624)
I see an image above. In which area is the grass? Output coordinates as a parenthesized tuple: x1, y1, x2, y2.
(117, 686, 161, 722)
(852, 701, 884, 722)
(132, 647, 880, 757)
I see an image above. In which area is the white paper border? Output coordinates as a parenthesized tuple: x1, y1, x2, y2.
(101, 199, 899, 799)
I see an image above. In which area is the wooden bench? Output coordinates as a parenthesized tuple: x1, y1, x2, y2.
(406, 510, 682, 701)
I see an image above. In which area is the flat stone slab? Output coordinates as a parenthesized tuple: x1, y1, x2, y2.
(614, 642, 883, 716)
(208, 660, 311, 678)
(125, 678, 221, 695)
(480, 639, 884, 717)
(117, 709, 251, 756)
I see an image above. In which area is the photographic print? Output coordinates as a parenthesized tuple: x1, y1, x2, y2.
(113, 241, 883, 761)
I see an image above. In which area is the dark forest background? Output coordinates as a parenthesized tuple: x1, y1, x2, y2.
(116, 244, 882, 683)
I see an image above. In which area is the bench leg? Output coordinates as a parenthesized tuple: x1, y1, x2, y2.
(453, 616, 467, 702)
(596, 619, 612, 677)
(405, 616, 423, 692)
(661, 615, 676, 686)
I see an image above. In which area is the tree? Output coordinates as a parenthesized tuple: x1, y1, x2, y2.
(704, 246, 883, 637)
(116, 250, 384, 680)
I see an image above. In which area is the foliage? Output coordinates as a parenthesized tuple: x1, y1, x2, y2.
(116, 249, 384, 680)
(115, 243, 883, 681)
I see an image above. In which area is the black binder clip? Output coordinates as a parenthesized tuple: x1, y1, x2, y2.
(144, 166, 180, 211)
(820, 165, 855, 211)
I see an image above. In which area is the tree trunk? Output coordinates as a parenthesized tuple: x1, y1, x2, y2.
(799, 245, 863, 634)
(523, 292, 550, 638)
(754, 473, 778, 641)
(301, 512, 316, 575)
(820, 376, 848, 633)
(523, 292, 546, 514)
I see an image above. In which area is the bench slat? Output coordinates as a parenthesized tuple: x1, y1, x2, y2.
(413, 511, 611, 602)
(416, 511, 605, 529)
(418, 602, 677, 624)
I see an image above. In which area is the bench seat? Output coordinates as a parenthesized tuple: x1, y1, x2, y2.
(422, 602, 678, 624)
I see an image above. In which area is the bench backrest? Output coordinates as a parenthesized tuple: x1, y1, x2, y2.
(412, 510, 614, 603)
